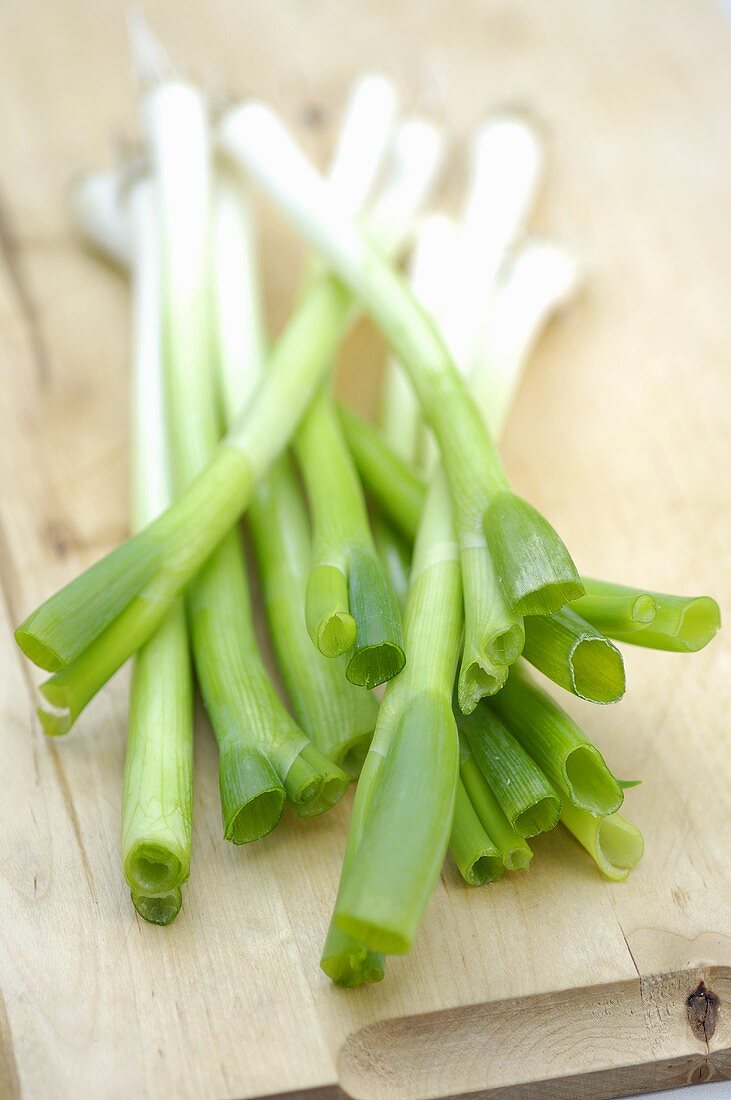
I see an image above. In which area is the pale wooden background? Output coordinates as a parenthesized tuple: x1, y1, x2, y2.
(0, 2, 729, 1098)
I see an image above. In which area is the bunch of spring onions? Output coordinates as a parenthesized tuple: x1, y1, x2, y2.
(17, 23, 719, 980)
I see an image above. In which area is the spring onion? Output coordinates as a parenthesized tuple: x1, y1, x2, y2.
(560, 802, 644, 881)
(294, 74, 403, 679)
(322, 456, 464, 974)
(120, 175, 193, 925)
(220, 103, 583, 646)
(295, 102, 443, 685)
(298, 391, 405, 685)
(523, 607, 626, 704)
(449, 776, 504, 886)
(136, 33, 345, 835)
(457, 702, 560, 838)
(460, 749, 533, 871)
(571, 578, 720, 653)
(212, 170, 378, 772)
(490, 665, 623, 816)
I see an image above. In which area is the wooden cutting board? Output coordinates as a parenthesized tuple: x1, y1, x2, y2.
(0, 1, 729, 1097)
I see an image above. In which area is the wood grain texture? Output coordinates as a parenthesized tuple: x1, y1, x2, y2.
(0, 1, 729, 1098)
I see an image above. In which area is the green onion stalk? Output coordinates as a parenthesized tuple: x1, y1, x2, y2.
(459, 745, 533, 871)
(212, 168, 378, 773)
(489, 665, 623, 816)
(295, 101, 443, 688)
(342, 237, 718, 660)
(571, 579, 720, 653)
(456, 701, 560, 838)
(488, 665, 644, 879)
(317, 121, 544, 976)
(321, 469, 462, 984)
(14, 88, 441, 727)
(559, 800, 644, 881)
(294, 77, 402, 682)
(375, 117, 545, 710)
(522, 607, 625, 704)
(417, 115, 544, 472)
(120, 174, 193, 924)
(219, 103, 585, 704)
(449, 775, 504, 886)
(140, 67, 345, 835)
(372, 214, 455, 605)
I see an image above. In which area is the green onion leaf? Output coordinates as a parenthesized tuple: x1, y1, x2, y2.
(131, 888, 183, 926)
(490, 665, 623, 816)
(296, 382, 404, 682)
(449, 776, 504, 885)
(249, 458, 377, 774)
(339, 402, 423, 542)
(122, 601, 193, 907)
(572, 579, 720, 653)
(335, 693, 459, 953)
(305, 565, 356, 658)
(373, 517, 412, 611)
(560, 802, 644, 881)
(484, 491, 584, 616)
(460, 752, 532, 870)
(523, 607, 625, 704)
(346, 547, 406, 687)
(458, 704, 560, 838)
(218, 744, 284, 844)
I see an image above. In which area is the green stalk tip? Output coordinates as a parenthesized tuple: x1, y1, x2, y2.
(561, 802, 644, 881)
(37, 700, 72, 737)
(457, 656, 508, 715)
(651, 595, 721, 653)
(450, 778, 504, 886)
(458, 543, 523, 713)
(569, 637, 625, 702)
(320, 924, 386, 987)
(491, 667, 624, 817)
(345, 548, 405, 688)
(572, 580, 720, 653)
(458, 704, 561, 838)
(306, 564, 357, 657)
(484, 491, 584, 616)
(219, 746, 285, 844)
(131, 887, 183, 925)
(523, 608, 625, 705)
(285, 742, 349, 818)
(335, 693, 459, 954)
(125, 842, 185, 897)
(460, 754, 534, 869)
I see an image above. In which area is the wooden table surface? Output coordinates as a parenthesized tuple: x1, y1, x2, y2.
(0, 1, 730, 1098)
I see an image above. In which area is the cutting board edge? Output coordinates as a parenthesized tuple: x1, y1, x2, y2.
(332, 963, 731, 1100)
